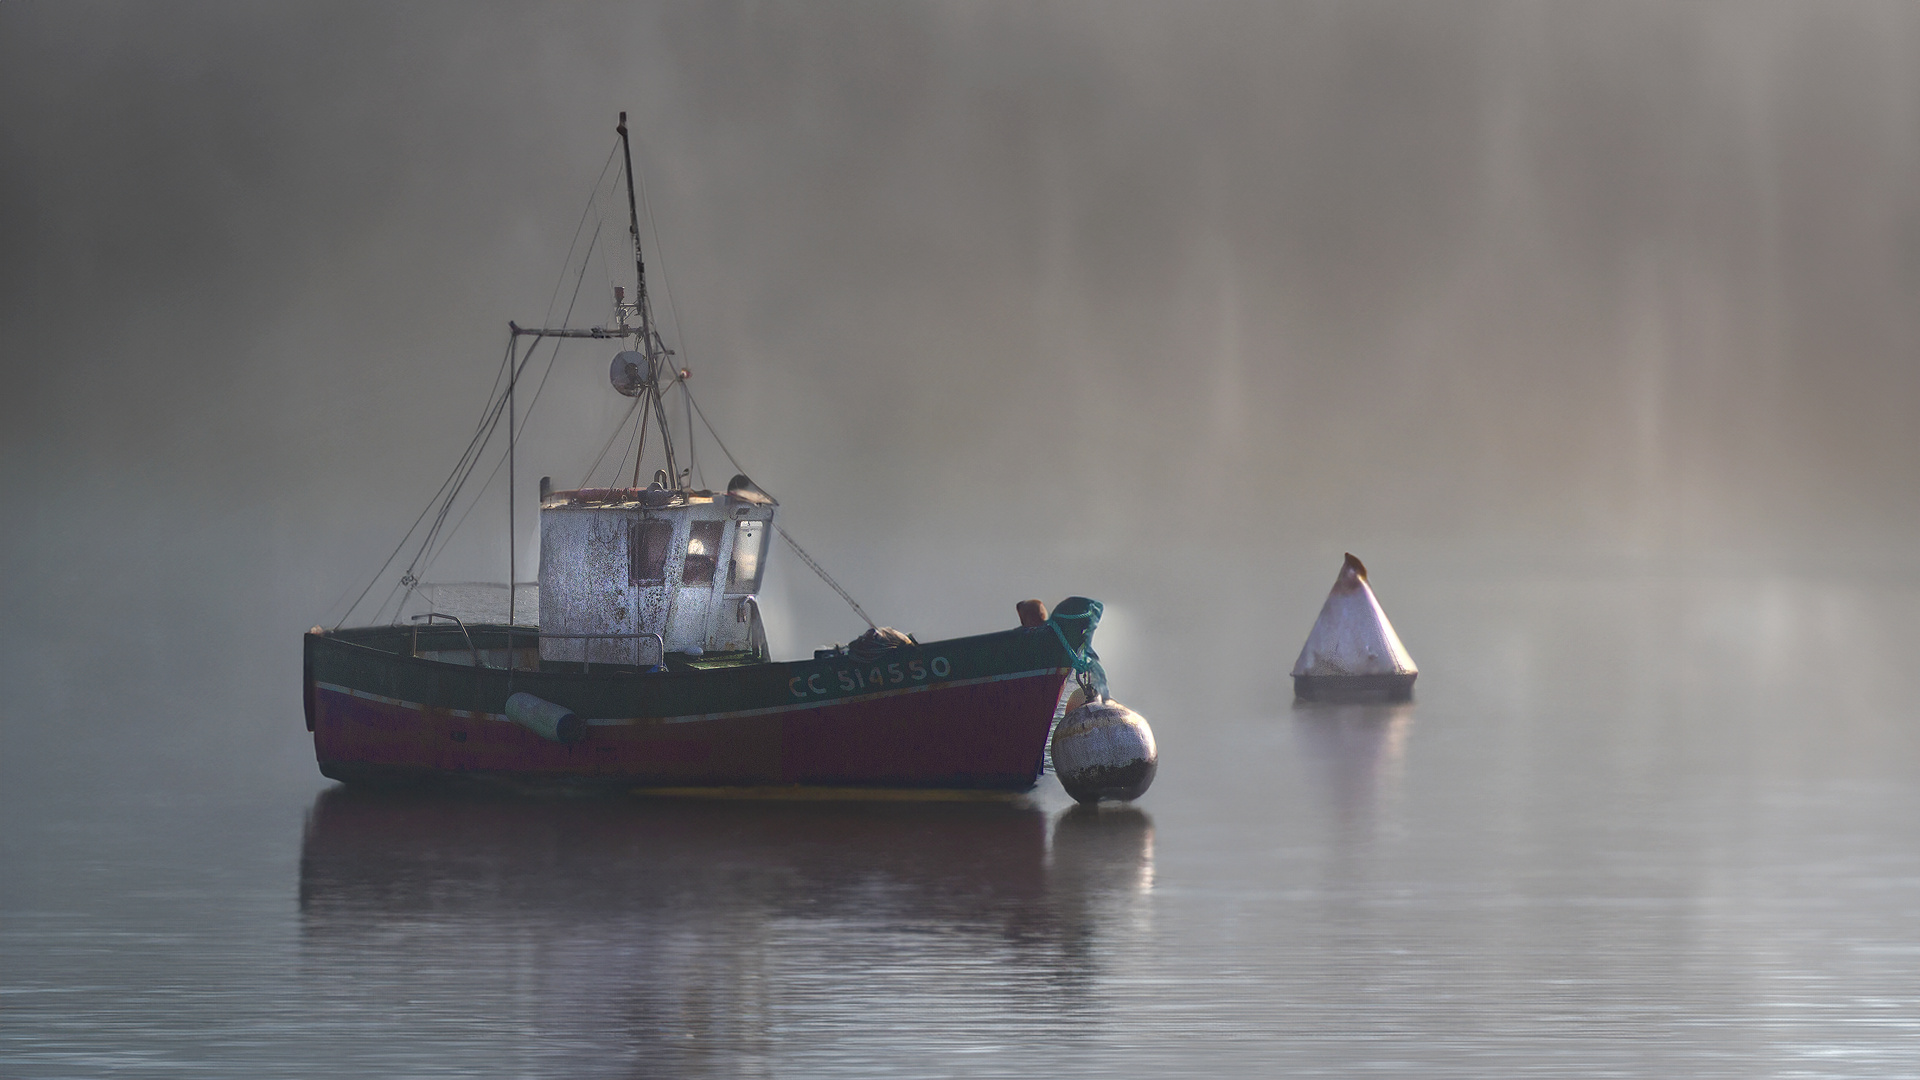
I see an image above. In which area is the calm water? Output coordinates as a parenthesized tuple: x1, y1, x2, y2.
(5, 571, 1919, 1077)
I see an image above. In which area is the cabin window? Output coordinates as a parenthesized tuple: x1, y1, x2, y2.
(630, 520, 674, 585)
(683, 520, 724, 585)
(727, 520, 767, 594)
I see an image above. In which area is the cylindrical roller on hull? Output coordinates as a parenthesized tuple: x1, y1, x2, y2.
(505, 692, 587, 744)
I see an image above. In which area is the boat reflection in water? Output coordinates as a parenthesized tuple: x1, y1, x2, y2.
(298, 787, 1153, 1066)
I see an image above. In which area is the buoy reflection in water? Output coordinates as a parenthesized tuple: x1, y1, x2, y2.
(1291, 700, 1415, 837)
(1050, 803, 1156, 897)
(1046, 804, 1157, 973)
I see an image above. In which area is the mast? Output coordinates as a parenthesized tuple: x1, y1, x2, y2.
(508, 356, 516, 628)
(617, 112, 680, 488)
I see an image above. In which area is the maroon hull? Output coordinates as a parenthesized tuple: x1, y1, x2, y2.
(312, 668, 1069, 792)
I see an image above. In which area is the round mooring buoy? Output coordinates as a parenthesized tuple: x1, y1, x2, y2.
(1051, 699, 1157, 804)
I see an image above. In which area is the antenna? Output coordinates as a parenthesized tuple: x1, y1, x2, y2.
(617, 111, 679, 488)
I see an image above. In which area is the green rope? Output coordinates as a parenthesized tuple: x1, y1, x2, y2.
(1046, 598, 1108, 702)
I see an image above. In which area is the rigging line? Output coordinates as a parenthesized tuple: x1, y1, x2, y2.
(636, 141, 709, 490)
(630, 383, 655, 489)
(682, 376, 698, 485)
(405, 332, 542, 585)
(419, 224, 607, 578)
(334, 151, 615, 627)
(370, 573, 410, 627)
(439, 361, 564, 561)
(681, 381, 749, 480)
(596, 209, 619, 314)
(595, 161, 623, 314)
(440, 330, 544, 514)
(541, 143, 620, 326)
(595, 391, 646, 492)
(685, 382, 707, 489)
(604, 391, 647, 491)
(494, 180, 612, 457)
(579, 148, 622, 316)
(612, 399, 645, 488)
(579, 393, 644, 488)
(634, 136, 695, 428)
(680, 381, 878, 630)
(403, 341, 522, 579)
(776, 526, 878, 631)
(421, 218, 615, 578)
(674, 378, 706, 489)
(505, 219, 604, 447)
(336, 339, 512, 625)
(409, 382, 513, 579)
(419, 428, 517, 572)
(336, 333, 518, 628)
(615, 145, 680, 487)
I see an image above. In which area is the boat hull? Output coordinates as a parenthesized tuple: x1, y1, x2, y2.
(305, 622, 1083, 794)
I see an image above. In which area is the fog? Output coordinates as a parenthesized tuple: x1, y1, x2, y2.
(9, 6, 1920, 1074)
(4, 0, 1919, 783)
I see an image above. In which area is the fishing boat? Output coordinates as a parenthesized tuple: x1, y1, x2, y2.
(303, 114, 1110, 796)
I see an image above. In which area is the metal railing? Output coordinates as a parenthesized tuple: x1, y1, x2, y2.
(740, 596, 769, 662)
(408, 621, 687, 675)
(536, 630, 666, 673)
(410, 612, 482, 669)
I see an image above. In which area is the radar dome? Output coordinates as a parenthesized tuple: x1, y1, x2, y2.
(609, 351, 647, 397)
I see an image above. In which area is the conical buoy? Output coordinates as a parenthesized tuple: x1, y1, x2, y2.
(1052, 699, 1157, 804)
(1291, 553, 1417, 702)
